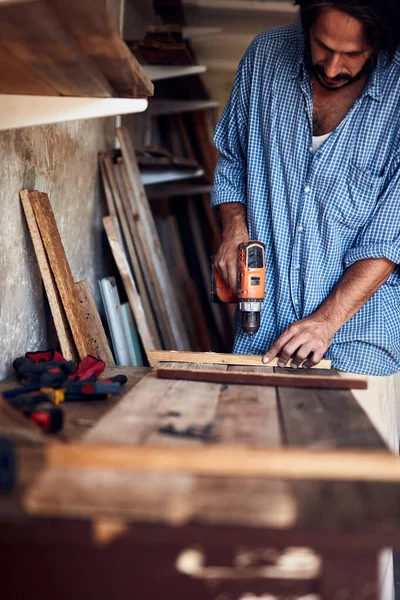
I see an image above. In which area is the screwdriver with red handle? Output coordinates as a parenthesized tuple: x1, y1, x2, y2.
(7, 392, 63, 434)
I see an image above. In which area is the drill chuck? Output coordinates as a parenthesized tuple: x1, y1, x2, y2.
(239, 301, 263, 336)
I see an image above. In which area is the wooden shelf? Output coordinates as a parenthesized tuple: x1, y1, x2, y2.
(182, 0, 296, 12)
(147, 99, 218, 116)
(141, 168, 204, 186)
(143, 65, 207, 82)
(0, 95, 148, 131)
(146, 182, 212, 199)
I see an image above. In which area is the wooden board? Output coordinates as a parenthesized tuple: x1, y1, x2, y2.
(0, 42, 59, 95)
(102, 216, 157, 356)
(0, 1, 113, 97)
(102, 155, 162, 350)
(75, 280, 115, 366)
(148, 350, 332, 369)
(20, 190, 77, 362)
(117, 157, 171, 349)
(117, 126, 191, 351)
(50, 0, 154, 97)
(35, 444, 400, 483)
(28, 191, 99, 360)
(156, 367, 368, 390)
(99, 154, 116, 216)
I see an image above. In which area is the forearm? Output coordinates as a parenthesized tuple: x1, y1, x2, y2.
(314, 257, 396, 332)
(219, 203, 248, 240)
(264, 257, 396, 367)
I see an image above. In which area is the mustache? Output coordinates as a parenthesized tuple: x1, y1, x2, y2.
(314, 64, 351, 82)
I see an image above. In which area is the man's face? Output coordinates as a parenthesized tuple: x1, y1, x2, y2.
(309, 7, 373, 91)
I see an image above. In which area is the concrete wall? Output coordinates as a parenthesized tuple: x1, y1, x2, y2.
(0, 118, 114, 378)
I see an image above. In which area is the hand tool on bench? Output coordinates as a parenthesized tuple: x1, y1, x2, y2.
(211, 240, 266, 352)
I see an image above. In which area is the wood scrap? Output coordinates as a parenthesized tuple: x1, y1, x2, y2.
(28, 191, 98, 360)
(20, 190, 78, 362)
(156, 367, 368, 390)
(117, 126, 191, 351)
(75, 280, 115, 366)
(102, 154, 162, 350)
(127, 24, 195, 67)
(117, 157, 174, 349)
(147, 351, 333, 369)
(0, 0, 113, 97)
(102, 215, 157, 356)
(42, 443, 400, 483)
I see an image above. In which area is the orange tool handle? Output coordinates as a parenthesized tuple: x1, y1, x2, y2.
(237, 241, 266, 301)
(211, 263, 237, 303)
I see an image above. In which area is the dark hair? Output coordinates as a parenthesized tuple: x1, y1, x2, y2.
(294, 0, 400, 60)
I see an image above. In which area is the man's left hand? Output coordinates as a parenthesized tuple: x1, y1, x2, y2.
(262, 315, 335, 368)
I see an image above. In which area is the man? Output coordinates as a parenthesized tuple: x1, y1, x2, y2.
(212, 0, 400, 374)
(211, 1, 400, 597)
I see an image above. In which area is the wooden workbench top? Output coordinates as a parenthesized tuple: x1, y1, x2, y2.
(2, 363, 400, 548)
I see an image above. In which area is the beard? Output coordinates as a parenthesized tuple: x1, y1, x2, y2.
(312, 57, 375, 91)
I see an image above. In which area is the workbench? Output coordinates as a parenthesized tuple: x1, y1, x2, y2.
(1, 364, 400, 600)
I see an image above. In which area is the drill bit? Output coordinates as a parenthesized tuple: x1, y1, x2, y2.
(249, 335, 253, 354)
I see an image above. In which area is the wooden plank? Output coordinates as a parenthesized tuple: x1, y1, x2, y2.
(102, 154, 162, 350)
(117, 127, 191, 351)
(75, 280, 115, 367)
(156, 367, 367, 390)
(212, 365, 282, 446)
(0, 1, 113, 97)
(103, 216, 158, 358)
(148, 350, 332, 369)
(28, 191, 98, 360)
(99, 154, 116, 216)
(50, 0, 153, 98)
(39, 444, 400, 482)
(83, 364, 224, 445)
(117, 157, 173, 349)
(0, 42, 59, 95)
(20, 190, 77, 362)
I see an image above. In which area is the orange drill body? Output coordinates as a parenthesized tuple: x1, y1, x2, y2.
(211, 241, 266, 338)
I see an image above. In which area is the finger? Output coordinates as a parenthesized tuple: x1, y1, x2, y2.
(277, 334, 312, 366)
(302, 350, 325, 369)
(263, 330, 295, 364)
(290, 343, 315, 369)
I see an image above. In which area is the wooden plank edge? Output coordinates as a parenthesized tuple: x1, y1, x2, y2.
(147, 350, 332, 370)
(44, 443, 398, 482)
(156, 368, 368, 390)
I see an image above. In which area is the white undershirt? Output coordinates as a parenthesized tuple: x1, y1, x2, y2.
(312, 131, 332, 154)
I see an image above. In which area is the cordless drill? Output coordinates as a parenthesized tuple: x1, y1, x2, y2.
(211, 241, 266, 347)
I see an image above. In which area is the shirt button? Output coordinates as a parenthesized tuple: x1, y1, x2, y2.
(297, 226, 304, 232)
(294, 299, 299, 305)
(304, 186, 311, 193)
(295, 264, 300, 269)
(309, 146, 313, 153)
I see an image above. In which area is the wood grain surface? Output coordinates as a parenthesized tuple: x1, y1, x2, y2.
(20, 190, 77, 362)
(156, 367, 367, 390)
(0, 0, 113, 96)
(148, 350, 332, 369)
(75, 280, 115, 366)
(28, 191, 98, 359)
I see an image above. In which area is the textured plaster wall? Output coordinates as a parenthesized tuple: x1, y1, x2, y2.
(0, 118, 114, 378)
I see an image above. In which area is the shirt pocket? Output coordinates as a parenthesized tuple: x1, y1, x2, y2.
(326, 162, 384, 229)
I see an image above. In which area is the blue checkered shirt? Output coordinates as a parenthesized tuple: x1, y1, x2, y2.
(211, 23, 400, 376)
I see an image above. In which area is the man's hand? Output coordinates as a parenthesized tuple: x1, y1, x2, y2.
(263, 315, 335, 368)
(214, 203, 249, 292)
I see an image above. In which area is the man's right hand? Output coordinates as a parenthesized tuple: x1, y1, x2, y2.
(213, 203, 249, 293)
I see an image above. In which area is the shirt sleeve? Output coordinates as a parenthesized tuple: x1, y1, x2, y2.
(344, 153, 400, 283)
(210, 41, 255, 209)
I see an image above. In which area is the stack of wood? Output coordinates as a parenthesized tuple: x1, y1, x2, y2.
(0, 0, 152, 98)
(20, 190, 114, 366)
